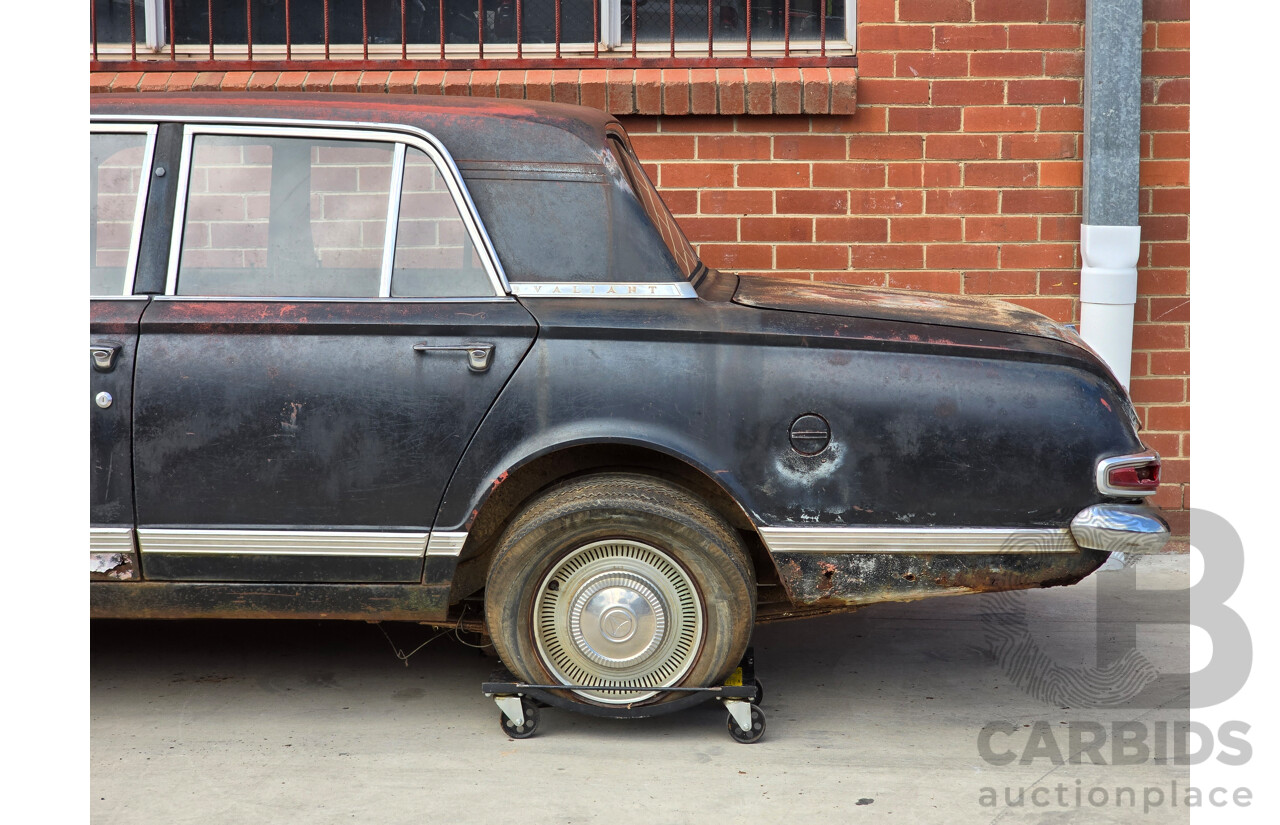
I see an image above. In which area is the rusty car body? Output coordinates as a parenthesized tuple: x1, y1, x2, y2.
(90, 93, 1169, 708)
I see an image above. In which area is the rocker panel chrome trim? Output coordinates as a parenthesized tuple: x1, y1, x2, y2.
(138, 528, 429, 558)
(758, 526, 1078, 555)
(425, 531, 468, 557)
(91, 526, 136, 553)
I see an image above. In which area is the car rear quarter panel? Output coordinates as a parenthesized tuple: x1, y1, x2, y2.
(434, 289, 1144, 543)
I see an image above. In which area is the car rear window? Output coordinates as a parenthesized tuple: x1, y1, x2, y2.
(606, 136, 701, 279)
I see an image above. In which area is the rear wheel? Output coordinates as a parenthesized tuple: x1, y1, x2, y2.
(484, 474, 755, 706)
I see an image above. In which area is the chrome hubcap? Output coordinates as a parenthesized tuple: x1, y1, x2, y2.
(534, 540, 703, 704)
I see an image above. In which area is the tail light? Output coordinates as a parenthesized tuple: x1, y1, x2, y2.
(1096, 450, 1161, 496)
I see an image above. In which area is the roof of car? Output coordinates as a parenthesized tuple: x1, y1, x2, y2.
(90, 92, 617, 165)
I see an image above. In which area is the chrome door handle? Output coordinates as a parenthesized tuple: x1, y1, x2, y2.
(91, 343, 122, 372)
(413, 342, 494, 373)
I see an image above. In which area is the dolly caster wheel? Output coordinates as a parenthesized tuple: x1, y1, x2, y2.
(750, 679, 764, 706)
(726, 703, 766, 744)
(498, 699, 539, 739)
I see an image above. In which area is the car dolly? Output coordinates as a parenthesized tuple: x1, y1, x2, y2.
(482, 648, 766, 743)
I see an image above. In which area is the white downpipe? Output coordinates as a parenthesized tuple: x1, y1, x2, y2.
(1079, 224, 1142, 389)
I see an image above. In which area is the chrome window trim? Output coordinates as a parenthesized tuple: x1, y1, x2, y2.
(379, 142, 407, 297)
(150, 294, 513, 304)
(164, 125, 195, 296)
(154, 119, 509, 298)
(510, 282, 698, 299)
(90, 123, 158, 298)
(93, 114, 509, 287)
(1095, 448, 1161, 497)
(757, 526, 1078, 555)
(138, 528, 430, 558)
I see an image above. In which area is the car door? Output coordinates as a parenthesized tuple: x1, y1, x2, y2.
(90, 124, 158, 581)
(131, 124, 535, 583)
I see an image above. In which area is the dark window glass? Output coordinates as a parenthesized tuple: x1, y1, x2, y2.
(92, 0, 145, 45)
(170, 0, 402, 46)
(623, 0, 845, 45)
(165, 0, 599, 47)
(97, 0, 847, 49)
(607, 136, 699, 278)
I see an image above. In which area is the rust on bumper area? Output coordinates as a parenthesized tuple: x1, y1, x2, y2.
(770, 550, 1110, 610)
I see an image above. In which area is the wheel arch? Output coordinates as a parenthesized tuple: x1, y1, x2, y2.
(441, 437, 769, 606)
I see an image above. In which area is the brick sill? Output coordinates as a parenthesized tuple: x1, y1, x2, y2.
(90, 67, 858, 115)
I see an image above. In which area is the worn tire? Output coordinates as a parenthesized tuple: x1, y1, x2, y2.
(485, 473, 755, 706)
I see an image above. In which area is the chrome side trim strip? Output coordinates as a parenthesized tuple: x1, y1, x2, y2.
(91, 527, 136, 553)
(1071, 504, 1171, 554)
(1096, 449, 1161, 497)
(757, 526, 1078, 555)
(457, 160, 608, 183)
(138, 529, 429, 558)
(425, 531, 468, 557)
(510, 282, 697, 298)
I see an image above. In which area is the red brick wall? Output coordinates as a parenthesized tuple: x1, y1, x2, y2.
(620, 0, 1190, 535)
(90, 0, 1190, 534)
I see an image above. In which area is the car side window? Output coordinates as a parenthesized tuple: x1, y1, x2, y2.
(606, 135, 701, 278)
(390, 148, 490, 298)
(174, 134, 394, 298)
(91, 131, 151, 296)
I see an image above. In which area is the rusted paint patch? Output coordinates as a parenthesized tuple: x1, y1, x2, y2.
(90, 552, 136, 581)
(771, 550, 1109, 609)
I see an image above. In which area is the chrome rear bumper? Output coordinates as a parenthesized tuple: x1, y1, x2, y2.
(1071, 504, 1171, 554)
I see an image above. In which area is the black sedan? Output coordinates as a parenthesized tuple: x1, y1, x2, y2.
(91, 93, 1168, 723)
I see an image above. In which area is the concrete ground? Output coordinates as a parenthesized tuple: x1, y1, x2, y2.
(91, 554, 1190, 824)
